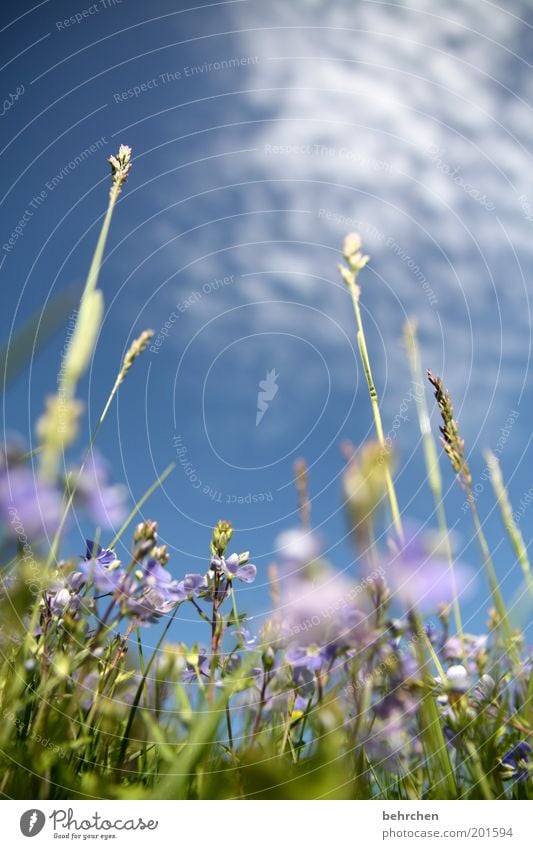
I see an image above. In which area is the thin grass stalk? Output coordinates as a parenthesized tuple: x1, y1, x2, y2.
(410, 611, 457, 798)
(485, 450, 533, 599)
(117, 606, 179, 764)
(468, 498, 518, 664)
(38, 146, 133, 482)
(46, 330, 155, 568)
(339, 234, 403, 541)
(427, 371, 519, 667)
(404, 320, 464, 643)
(348, 282, 403, 540)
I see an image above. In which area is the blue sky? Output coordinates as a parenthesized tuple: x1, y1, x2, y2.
(1, 0, 532, 641)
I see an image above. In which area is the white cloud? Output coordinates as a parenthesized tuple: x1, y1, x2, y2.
(130, 0, 532, 457)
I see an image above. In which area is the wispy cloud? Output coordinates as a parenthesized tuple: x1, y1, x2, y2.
(123, 0, 532, 456)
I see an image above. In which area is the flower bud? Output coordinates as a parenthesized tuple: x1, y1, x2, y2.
(262, 646, 275, 671)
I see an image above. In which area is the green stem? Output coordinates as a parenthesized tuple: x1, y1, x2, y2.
(117, 607, 179, 764)
(229, 583, 241, 640)
(410, 611, 457, 798)
(467, 494, 519, 666)
(39, 184, 121, 483)
(347, 278, 403, 541)
(485, 450, 533, 599)
(464, 740, 493, 800)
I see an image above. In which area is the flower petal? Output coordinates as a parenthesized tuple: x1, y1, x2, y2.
(236, 563, 257, 583)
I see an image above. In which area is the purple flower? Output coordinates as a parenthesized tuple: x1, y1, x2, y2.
(78, 539, 208, 625)
(124, 590, 174, 624)
(473, 673, 496, 702)
(182, 650, 210, 683)
(443, 724, 461, 750)
(42, 562, 93, 623)
(293, 695, 311, 715)
(442, 637, 463, 662)
(0, 466, 62, 541)
(143, 559, 185, 604)
(363, 709, 418, 770)
(292, 664, 316, 699)
(123, 563, 206, 625)
(79, 540, 125, 592)
(84, 539, 116, 566)
(385, 523, 474, 611)
(501, 741, 531, 783)
(442, 633, 489, 676)
(338, 605, 378, 649)
(175, 572, 208, 600)
(279, 570, 375, 654)
(286, 643, 330, 671)
(232, 627, 257, 647)
(49, 587, 73, 615)
(373, 689, 419, 720)
(212, 553, 257, 584)
(70, 451, 128, 529)
(223, 653, 262, 680)
(46, 573, 85, 617)
(377, 639, 421, 689)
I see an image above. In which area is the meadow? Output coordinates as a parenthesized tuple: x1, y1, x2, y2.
(0, 146, 530, 800)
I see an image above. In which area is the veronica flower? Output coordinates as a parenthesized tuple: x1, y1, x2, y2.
(84, 540, 116, 566)
(373, 688, 419, 721)
(182, 650, 210, 683)
(292, 694, 312, 720)
(293, 664, 316, 699)
(49, 587, 73, 615)
(79, 540, 125, 592)
(0, 466, 62, 541)
(125, 562, 207, 625)
(442, 633, 489, 675)
(473, 673, 496, 702)
(143, 559, 187, 604)
(500, 741, 531, 783)
(373, 638, 421, 690)
(279, 570, 375, 654)
(363, 709, 420, 771)
(385, 523, 474, 612)
(438, 664, 471, 707)
(338, 604, 378, 649)
(211, 553, 256, 583)
(223, 652, 261, 679)
(124, 590, 175, 624)
(232, 626, 257, 647)
(70, 451, 128, 529)
(434, 667, 469, 708)
(285, 643, 332, 671)
(175, 572, 208, 599)
(441, 637, 464, 662)
(46, 570, 86, 617)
